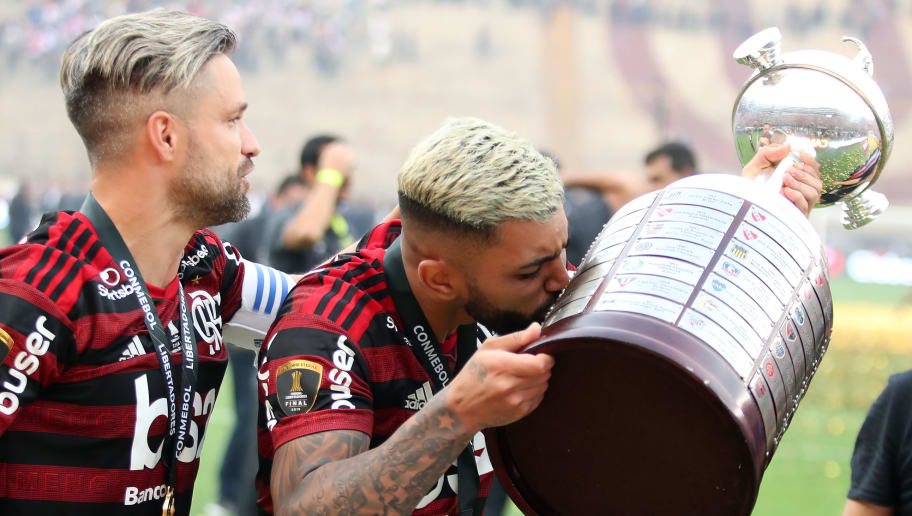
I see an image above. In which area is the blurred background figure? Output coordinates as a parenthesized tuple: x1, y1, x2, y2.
(842, 370, 912, 516)
(8, 181, 35, 243)
(558, 141, 698, 265)
(263, 134, 377, 273)
(539, 149, 615, 267)
(643, 141, 698, 190)
(206, 175, 308, 516)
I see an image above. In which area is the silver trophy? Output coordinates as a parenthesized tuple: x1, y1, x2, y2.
(732, 27, 893, 229)
(487, 27, 892, 516)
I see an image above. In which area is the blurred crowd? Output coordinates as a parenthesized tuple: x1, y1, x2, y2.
(0, 0, 400, 77)
(0, 179, 86, 246)
(2, 0, 908, 78)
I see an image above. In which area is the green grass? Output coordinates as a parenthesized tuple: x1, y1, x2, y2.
(191, 283, 912, 515)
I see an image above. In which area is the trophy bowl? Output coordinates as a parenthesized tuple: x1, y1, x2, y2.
(732, 27, 893, 228)
(485, 174, 833, 515)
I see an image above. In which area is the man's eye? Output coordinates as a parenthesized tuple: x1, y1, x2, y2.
(518, 269, 541, 280)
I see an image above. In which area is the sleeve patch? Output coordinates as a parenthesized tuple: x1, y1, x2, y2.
(275, 360, 322, 416)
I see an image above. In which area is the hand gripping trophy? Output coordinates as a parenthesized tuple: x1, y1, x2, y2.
(484, 29, 892, 515)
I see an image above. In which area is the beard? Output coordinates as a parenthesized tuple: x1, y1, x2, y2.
(465, 283, 558, 335)
(170, 142, 252, 228)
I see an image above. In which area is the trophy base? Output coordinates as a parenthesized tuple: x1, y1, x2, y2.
(485, 312, 765, 516)
(840, 190, 888, 229)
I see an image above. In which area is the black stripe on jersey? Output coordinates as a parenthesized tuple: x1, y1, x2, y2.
(314, 277, 344, 316)
(339, 289, 377, 331)
(0, 290, 72, 345)
(24, 246, 54, 285)
(54, 218, 83, 255)
(3, 431, 146, 469)
(341, 261, 372, 283)
(49, 255, 83, 302)
(350, 312, 399, 350)
(83, 237, 104, 263)
(68, 226, 93, 259)
(36, 251, 70, 292)
(266, 325, 358, 363)
(326, 282, 357, 323)
(349, 272, 386, 296)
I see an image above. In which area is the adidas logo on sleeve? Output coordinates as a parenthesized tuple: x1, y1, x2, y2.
(404, 381, 433, 410)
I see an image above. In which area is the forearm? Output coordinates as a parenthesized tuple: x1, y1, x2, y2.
(272, 390, 473, 516)
(281, 182, 341, 249)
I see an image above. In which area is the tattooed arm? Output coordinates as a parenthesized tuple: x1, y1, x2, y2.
(270, 323, 554, 516)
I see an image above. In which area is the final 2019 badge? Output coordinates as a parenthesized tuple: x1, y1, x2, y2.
(276, 360, 322, 415)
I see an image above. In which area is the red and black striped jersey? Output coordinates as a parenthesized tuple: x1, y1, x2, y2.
(256, 220, 495, 516)
(0, 211, 248, 515)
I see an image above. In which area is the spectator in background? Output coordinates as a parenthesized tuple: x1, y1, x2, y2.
(219, 174, 307, 263)
(562, 141, 698, 214)
(8, 181, 35, 242)
(642, 141, 698, 190)
(541, 149, 614, 272)
(205, 173, 308, 516)
(263, 134, 377, 273)
(556, 142, 697, 265)
(842, 370, 912, 516)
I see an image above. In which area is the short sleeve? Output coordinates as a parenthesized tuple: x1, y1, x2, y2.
(0, 281, 75, 434)
(259, 317, 374, 451)
(847, 372, 912, 507)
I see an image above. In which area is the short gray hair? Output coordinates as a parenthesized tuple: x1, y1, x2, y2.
(60, 9, 237, 164)
(398, 117, 563, 239)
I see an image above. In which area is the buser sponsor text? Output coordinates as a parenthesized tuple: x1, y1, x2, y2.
(0, 316, 56, 415)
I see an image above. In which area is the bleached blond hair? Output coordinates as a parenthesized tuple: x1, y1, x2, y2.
(398, 117, 563, 239)
(60, 9, 236, 164)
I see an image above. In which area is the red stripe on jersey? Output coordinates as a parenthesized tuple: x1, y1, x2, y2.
(9, 400, 164, 439)
(0, 461, 201, 502)
(60, 350, 224, 384)
(269, 408, 374, 451)
(372, 407, 413, 438)
(360, 345, 427, 384)
(72, 309, 165, 350)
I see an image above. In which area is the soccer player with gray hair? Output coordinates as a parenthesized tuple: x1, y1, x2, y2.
(0, 10, 297, 515)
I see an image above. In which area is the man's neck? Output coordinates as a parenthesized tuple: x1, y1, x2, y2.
(90, 175, 194, 288)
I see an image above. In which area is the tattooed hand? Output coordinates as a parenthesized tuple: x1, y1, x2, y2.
(445, 323, 554, 433)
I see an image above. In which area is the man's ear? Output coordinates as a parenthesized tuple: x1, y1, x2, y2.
(146, 110, 183, 163)
(416, 258, 466, 302)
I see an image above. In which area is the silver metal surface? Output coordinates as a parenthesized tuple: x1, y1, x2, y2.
(732, 27, 893, 227)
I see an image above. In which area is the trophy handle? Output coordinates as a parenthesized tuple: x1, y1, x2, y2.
(842, 36, 874, 77)
(733, 27, 783, 71)
(840, 190, 888, 229)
